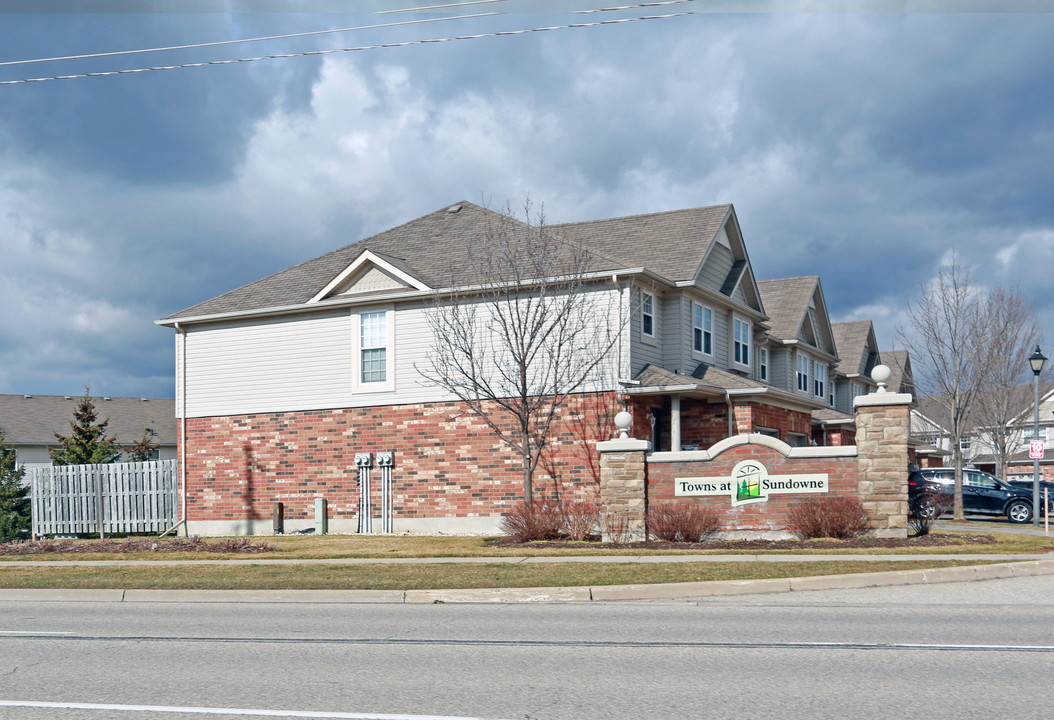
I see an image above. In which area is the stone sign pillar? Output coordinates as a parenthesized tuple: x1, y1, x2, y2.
(597, 411, 651, 542)
(853, 365, 913, 538)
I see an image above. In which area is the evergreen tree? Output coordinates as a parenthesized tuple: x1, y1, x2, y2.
(49, 389, 122, 466)
(125, 428, 159, 462)
(0, 431, 30, 543)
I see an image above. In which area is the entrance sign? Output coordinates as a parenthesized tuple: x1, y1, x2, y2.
(675, 460, 829, 507)
(1030, 440, 1045, 459)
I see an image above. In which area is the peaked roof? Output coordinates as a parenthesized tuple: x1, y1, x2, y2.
(161, 201, 737, 323)
(831, 320, 879, 377)
(756, 276, 836, 356)
(0, 394, 177, 447)
(882, 350, 915, 395)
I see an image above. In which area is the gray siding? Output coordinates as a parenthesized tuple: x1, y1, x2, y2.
(697, 242, 735, 294)
(630, 286, 664, 375)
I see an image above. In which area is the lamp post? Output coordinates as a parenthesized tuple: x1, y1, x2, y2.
(1029, 345, 1047, 527)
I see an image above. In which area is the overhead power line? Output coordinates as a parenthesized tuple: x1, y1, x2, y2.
(0, 12, 689, 86)
(0, 13, 500, 68)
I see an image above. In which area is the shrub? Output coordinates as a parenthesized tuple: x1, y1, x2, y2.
(500, 500, 563, 542)
(788, 496, 871, 540)
(560, 500, 599, 541)
(647, 504, 722, 543)
(909, 485, 952, 537)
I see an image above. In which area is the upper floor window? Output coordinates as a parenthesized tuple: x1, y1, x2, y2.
(360, 310, 389, 384)
(959, 436, 972, 452)
(692, 302, 713, 355)
(797, 352, 810, 392)
(758, 347, 769, 382)
(1023, 427, 1047, 442)
(641, 291, 655, 339)
(733, 317, 751, 367)
(813, 361, 826, 400)
(851, 382, 864, 398)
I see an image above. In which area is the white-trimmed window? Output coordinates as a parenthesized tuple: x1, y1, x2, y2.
(733, 316, 751, 367)
(797, 352, 810, 392)
(813, 361, 826, 400)
(959, 436, 972, 452)
(692, 302, 713, 355)
(641, 291, 656, 339)
(758, 347, 769, 382)
(851, 382, 864, 398)
(1023, 427, 1047, 442)
(353, 308, 394, 391)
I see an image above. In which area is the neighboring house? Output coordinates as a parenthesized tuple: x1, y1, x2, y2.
(158, 200, 887, 535)
(0, 394, 177, 470)
(994, 384, 1054, 482)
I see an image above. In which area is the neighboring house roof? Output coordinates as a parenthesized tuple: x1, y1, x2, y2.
(830, 320, 879, 378)
(0, 394, 176, 447)
(881, 350, 915, 395)
(161, 201, 740, 324)
(756, 276, 837, 358)
(812, 407, 854, 425)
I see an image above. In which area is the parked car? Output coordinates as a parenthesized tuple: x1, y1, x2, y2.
(1007, 476, 1054, 499)
(908, 467, 1054, 524)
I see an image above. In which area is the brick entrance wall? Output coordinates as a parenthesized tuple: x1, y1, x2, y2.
(646, 437, 859, 536)
(180, 392, 617, 535)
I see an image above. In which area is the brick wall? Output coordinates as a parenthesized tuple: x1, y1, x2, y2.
(180, 392, 617, 532)
(647, 442, 859, 534)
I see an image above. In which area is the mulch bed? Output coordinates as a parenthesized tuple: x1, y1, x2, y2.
(495, 533, 999, 551)
(0, 537, 276, 556)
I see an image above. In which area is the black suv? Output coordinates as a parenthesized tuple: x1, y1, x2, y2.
(908, 467, 1052, 524)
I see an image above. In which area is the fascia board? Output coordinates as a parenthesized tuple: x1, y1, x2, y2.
(1007, 386, 1054, 426)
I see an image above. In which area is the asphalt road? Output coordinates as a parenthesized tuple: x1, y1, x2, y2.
(3, 575, 1054, 720)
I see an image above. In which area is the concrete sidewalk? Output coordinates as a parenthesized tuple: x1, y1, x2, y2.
(2, 553, 1053, 604)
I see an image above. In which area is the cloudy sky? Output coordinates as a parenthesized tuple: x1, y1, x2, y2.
(1, 1, 1052, 398)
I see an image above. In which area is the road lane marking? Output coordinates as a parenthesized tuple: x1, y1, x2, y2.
(0, 630, 74, 635)
(0, 701, 507, 720)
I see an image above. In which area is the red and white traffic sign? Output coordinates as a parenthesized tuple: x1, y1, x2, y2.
(1029, 440, 1045, 459)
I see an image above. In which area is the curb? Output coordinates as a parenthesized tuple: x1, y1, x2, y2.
(2, 557, 1053, 604)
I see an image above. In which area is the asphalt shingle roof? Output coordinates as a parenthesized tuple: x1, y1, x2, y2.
(755, 276, 820, 342)
(831, 320, 875, 376)
(0, 394, 176, 447)
(162, 201, 735, 322)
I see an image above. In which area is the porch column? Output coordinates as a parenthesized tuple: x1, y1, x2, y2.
(670, 394, 682, 452)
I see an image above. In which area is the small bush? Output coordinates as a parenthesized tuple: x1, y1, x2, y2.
(647, 504, 722, 543)
(909, 486, 952, 537)
(500, 501, 563, 542)
(561, 500, 599, 541)
(788, 496, 871, 540)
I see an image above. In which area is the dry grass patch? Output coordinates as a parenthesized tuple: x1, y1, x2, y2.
(0, 559, 992, 591)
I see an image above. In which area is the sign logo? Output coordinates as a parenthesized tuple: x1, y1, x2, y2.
(1030, 440, 1045, 459)
(676, 460, 829, 507)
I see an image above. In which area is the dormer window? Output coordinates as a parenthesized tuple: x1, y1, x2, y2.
(733, 316, 751, 367)
(693, 302, 713, 355)
(642, 291, 656, 339)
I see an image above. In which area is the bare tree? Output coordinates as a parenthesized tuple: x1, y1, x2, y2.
(971, 287, 1046, 480)
(897, 253, 986, 520)
(418, 201, 623, 503)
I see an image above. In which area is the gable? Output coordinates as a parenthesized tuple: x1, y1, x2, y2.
(309, 250, 430, 304)
(695, 214, 763, 314)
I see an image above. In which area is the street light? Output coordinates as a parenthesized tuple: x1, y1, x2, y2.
(1029, 345, 1047, 527)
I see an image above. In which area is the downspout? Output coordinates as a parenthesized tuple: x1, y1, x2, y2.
(725, 390, 735, 437)
(174, 321, 188, 536)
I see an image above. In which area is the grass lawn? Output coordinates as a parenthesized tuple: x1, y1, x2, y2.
(0, 530, 1047, 591)
(0, 559, 995, 591)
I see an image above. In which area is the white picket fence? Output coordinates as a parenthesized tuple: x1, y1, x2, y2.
(29, 459, 178, 536)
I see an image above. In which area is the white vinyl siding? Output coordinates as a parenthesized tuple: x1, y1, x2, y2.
(179, 288, 625, 418)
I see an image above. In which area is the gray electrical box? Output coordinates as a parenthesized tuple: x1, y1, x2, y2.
(314, 498, 328, 535)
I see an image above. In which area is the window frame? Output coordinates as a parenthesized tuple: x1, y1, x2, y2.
(692, 301, 713, 357)
(352, 306, 395, 393)
(641, 290, 656, 343)
(796, 352, 810, 393)
(733, 315, 751, 369)
(758, 346, 769, 382)
(812, 360, 826, 400)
